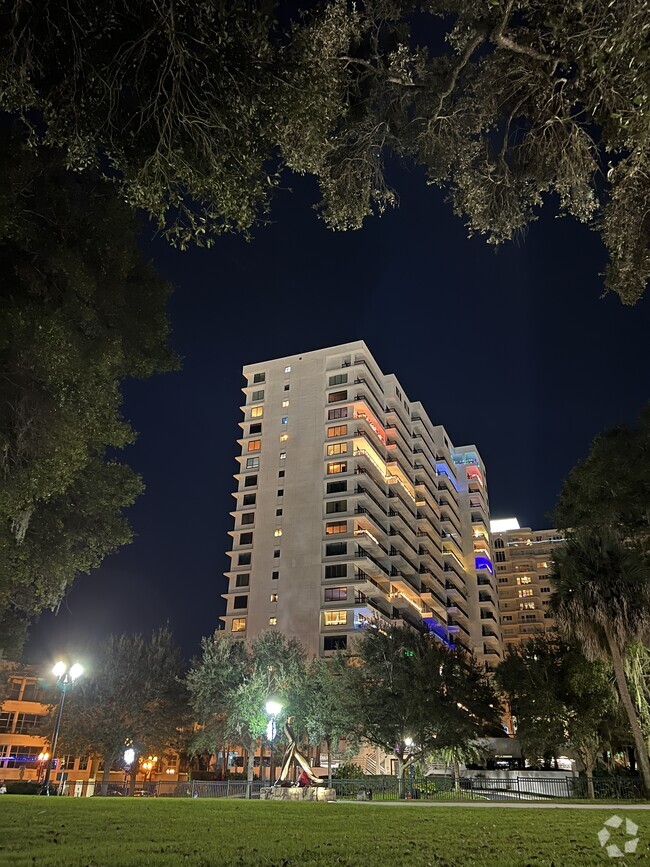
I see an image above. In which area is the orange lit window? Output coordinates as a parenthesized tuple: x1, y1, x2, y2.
(327, 425, 348, 438)
(326, 522, 347, 535)
(324, 611, 347, 626)
(248, 440, 261, 452)
(327, 442, 348, 456)
(327, 462, 347, 474)
(280, 434, 288, 442)
(251, 406, 263, 418)
(232, 618, 247, 632)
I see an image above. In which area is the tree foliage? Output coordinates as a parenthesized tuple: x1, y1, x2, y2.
(339, 626, 502, 780)
(553, 406, 650, 537)
(186, 631, 307, 781)
(550, 528, 650, 793)
(0, 139, 176, 654)
(495, 635, 620, 782)
(54, 628, 188, 787)
(0, 1, 648, 301)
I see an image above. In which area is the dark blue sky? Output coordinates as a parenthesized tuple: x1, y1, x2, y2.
(24, 163, 649, 663)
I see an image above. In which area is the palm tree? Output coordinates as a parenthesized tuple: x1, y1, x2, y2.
(550, 528, 650, 794)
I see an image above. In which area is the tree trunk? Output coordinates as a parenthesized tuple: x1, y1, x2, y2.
(397, 756, 406, 798)
(453, 759, 460, 792)
(100, 758, 112, 796)
(607, 633, 650, 796)
(327, 737, 332, 789)
(246, 741, 255, 798)
(586, 766, 595, 800)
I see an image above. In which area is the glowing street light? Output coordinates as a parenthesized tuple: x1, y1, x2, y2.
(265, 700, 283, 786)
(124, 748, 135, 767)
(42, 661, 84, 794)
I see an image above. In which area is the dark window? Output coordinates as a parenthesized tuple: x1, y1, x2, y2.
(7, 680, 21, 700)
(240, 532, 253, 545)
(78, 756, 89, 771)
(276, 509, 283, 516)
(283, 384, 290, 391)
(329, 374, 348, 386)
(328, 407, 348, 420)
(236, 574, 250, 587)
(277, 489, 284, 496)
(241, 512, 255, 525)
(326, 500, 347, 514)
(249, 423, 262, 434)
(324, 636, 348, 651)
(325, 564, 347, 579)
(233, 596, 248, 610)
(242, 494, 256, 506)
(273, 549, 280, 559)
(21, 682, 41, 702)
(324, 587, 347, 602)
(237, 553, 251, 566)
(328, 390, 348, 403)
(278, 470, 285, 478)
(325, 542, 347, 556)
(494, 539, 505, 549)
(251, 389, 264, 401)
(327, 480, 347, 494)
(495, 551, 506, 562)
(0, 712, 13, 731)
(14, 713, 43, 734)
(272, 571, 279, 580)
(253, 372, 265, 383)
(244, 475, 257, 487)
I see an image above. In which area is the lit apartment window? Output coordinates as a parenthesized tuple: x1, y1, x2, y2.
(324, 587, 347, 602)
(279, 451, 287, 460)
(244, 474, 258, 487)
(251, 406, 264, 418)
(252, 390, 264, 401)
(326, 461, 347, 474)
(248, 440, 261, 452)
(326, 500, 347, 513)
(245, 457, 259, 469)
(235, 574, 250, 587)
(328, 407, 348, 420)
(270, 593, 278, 603)
(282, 400, 289, 408)
(325, 564, 347, 578)
(516, 576, 532, 585)
(232, 618, 247, 632)
(327, 425, 348, 438)
(324, 610, 347, 626)
(274, 529, 283, 537)
(327, 442, 347, 456)
(520, 602, 536, 610)
(329, 374, 348, 386)
(281, 416, 288, 425)
(269, 617, 277, 626)
(253, 372, 265, 383)
(284, 366, 291, 374)
(518, 589, 533, 598)
(326, 521, 347, 535)
(328, 390, 347, 403)
(280, 434, 288, 442)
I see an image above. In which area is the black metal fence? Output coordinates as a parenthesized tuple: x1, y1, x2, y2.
(332, 775, 644, 802)
(58, 779, 263, 799)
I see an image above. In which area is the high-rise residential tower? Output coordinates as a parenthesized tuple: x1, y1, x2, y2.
(490, 518, 565, 647)
(223, 342, 502, 669)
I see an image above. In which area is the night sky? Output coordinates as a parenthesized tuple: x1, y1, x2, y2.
(24, 162, 650, 664)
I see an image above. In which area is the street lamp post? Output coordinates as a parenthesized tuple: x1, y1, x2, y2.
(37, 752, 50, 784)
(42, 661, 83, 794)
(265, 700, 282, 786)
(404, 738, 415, 799)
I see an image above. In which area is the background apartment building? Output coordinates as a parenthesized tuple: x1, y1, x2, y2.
(223, 341, 503, 670)
(490, 518, 565, 647)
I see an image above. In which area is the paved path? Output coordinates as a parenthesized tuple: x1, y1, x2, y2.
(340, 800, 650, 810)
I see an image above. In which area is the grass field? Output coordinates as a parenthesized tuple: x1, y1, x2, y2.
(0, 796, 648, 866)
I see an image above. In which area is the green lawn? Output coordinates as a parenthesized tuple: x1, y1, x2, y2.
(0, 796, 648, 866)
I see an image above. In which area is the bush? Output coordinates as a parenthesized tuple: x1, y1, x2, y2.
(332, 763, 365, 780)
(6, 781, 45, 795)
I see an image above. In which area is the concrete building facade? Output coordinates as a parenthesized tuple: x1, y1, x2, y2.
(490, 519, 565, 647)
(223, 341, 502, 669)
